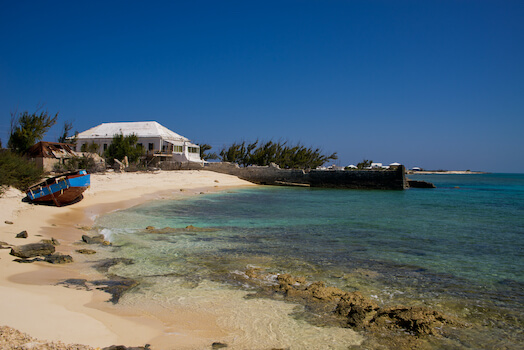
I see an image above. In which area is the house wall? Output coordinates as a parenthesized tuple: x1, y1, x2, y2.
(31, 157, 61, 172)
(76, 137, 201, 162)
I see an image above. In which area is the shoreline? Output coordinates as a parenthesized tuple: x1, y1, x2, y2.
(0, 170, 257, 349)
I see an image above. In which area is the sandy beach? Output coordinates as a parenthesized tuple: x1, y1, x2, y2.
(0, 170, 257, 349)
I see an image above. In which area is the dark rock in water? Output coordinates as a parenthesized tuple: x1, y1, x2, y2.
(40, 237, 60, 246)
(16, 230, 28, 238)
(212, 342, 228, 349)
(92, 275, 139, 303)
(44, 253, 73, 264)
(270, 271, 458, 337)
(103, 345, 150, 350)
(58, 278, 90, 290)
(10, 243, 55, 258)
(373, 306, 454, 336)
(93, 258, 134, 273)
(82, 234, 105, 244)
(76, 248, 97, 255)
(13, 257, 42, 263)
(408, 180, 436, 188)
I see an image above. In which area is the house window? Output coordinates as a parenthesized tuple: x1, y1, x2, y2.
(148, 143, 154, 151)
(188, 147, 199, 153)
(173, 145, 183, 153)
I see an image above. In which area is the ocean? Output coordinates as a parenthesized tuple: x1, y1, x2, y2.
(94, 173, 524, 349)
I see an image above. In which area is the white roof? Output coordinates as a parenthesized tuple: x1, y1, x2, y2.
(389, 162, 401, 166)
(77, 121, 189, 142)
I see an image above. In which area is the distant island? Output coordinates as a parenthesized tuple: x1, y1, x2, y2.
(406, 170, 488, 175)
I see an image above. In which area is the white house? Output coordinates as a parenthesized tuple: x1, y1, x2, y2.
(75, 121, 201, 163)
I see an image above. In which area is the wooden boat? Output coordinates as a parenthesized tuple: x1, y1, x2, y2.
(26, 170, 91, 206)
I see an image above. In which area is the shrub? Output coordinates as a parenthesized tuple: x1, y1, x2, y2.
(0, 151, 43, 193)
(53, 155, 104, 173)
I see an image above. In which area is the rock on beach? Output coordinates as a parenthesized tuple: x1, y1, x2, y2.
(10, 243, 55, 259)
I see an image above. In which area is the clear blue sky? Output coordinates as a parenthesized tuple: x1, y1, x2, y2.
(1, 1, 523, 172)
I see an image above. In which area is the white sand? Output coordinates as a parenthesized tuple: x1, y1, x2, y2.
(0, 170, 255, 349)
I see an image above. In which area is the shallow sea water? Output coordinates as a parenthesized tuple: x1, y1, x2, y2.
(94, 173, 524, 349)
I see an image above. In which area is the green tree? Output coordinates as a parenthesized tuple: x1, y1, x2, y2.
(58, 120, 76, 144)
(104, 133, 144, 165)
(219, 140, 337, 169)
(219, 140, 259, 167)
(198, 143, 218, 161)
(356, 159, 373, 169)
(8, 110, 58, 154)
(80, 142, 100, 153)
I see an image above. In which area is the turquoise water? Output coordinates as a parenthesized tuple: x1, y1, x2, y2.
(95, 173, 524, 348)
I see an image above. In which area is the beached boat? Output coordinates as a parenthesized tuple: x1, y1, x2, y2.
(26, 170, 90, 206)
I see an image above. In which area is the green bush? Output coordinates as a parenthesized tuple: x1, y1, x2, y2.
(53, 155, 102, 173)
(104, 133, 144, 165)
(0, 151, 43, 193)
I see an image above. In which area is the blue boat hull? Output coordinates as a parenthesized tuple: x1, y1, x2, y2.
(26, 170, 90, 206)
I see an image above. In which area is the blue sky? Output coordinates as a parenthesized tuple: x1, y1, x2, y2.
(1, 1, 523, 172)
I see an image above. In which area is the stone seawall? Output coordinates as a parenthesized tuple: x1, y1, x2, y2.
(204, 162, 408, 190)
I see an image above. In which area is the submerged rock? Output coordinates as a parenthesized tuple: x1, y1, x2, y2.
(44, 253, 73, 264)
(92, 275, 139, 303)
(10, 243, 55, 258)
(82, 234, 105, 244)
(76, 248, 97, 255)
(58, 278, 90, 290)
(93, 258, 134, 273)
(144, 225, 218, 234)
(103, 345, 150, 350)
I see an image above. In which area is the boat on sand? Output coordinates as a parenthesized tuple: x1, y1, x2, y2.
(26, 170, 90, 206)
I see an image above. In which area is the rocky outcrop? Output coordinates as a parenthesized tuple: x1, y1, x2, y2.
(407, 180, 436, 188)
(372, 306, 452, 336)
(10, 242, 55, 258)
(242, 269, 458, 338)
